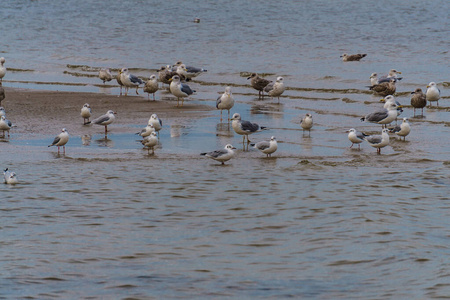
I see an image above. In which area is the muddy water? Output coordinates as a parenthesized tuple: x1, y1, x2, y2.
(1, 0, 450, 298)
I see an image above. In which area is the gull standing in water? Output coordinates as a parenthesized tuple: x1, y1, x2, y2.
(264, 76, 285, 102)
(0, 115, 12, 138)
(143, 75, 159, 101)
(247, 73, 270, 99)
(90, 110, 117, 135)
(369, 78, 396, 96)
(0, 57, 6, 82)
(98, 68, 113, 85)
(380, 95, 403, 120)
(340, 53, 367, 61)
(364, 128, 390, 154)
(426, 82, 440, 107)
(231, 113, 265, 146)
(48, 128, 69, 154)
(141, 132, 158, 155)
(201, 144, 236, 165)
(169, 75, 195, 107)
(80, 103, 92, 125)
(361, 102, 400, 128)
(389, 117, 411, 141)
(378, 69, 402, 83)
(136, 123, 155, 137)
(251, 136, 278, 157)
(410, 88, 427, 116)
(120, 68, 144, 96)
(148, 113, 162, 136)
(300, 113, 313, 136)
(3, 168, 18, 184)
(347, 128, 368, 149)
(216, 86, 234, 121)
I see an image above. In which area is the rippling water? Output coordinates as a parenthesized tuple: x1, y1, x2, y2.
(1, 0, 450, 298)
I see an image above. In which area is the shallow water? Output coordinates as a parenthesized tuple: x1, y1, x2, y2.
(1, 0, 450, 298)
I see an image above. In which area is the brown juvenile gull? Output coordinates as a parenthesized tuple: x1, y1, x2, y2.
(410, 88, 427, 116)
(143, 74, 159, 101)
(369, 78, 396, 96)
(99, 68, 113, 84)
(340, 53, 367, 61)
(426, 82, 441, 107)
(173, 61, 207, 80)
(264, 76, 285, 102)
(247, 73, 270, 99)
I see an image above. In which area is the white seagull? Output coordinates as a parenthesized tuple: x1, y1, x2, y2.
(169, 75, 195, 107)
(91, 110, 117, 135)
(364, 128, 390, 154)
(148, 113, 162, 136)
(369, 73, 379, 86)
(3, 168, 18, 184)
(143, 74, 159, 101)
(389, 117, 411, 141)
(141, 131, 158, 155)
(80, 103, 92, 125)
(380, 95, 403, 117)
(347, 128, 367, 149)
(173, 61, 207, 80)
(120, 68, 144, 96)
(426, 82, 440, 107)
(99, 68, 113, 84)
(231, 113, 265, 145)
(48, 128, 69, 154)
(264, 76, 285, 102)
(251, 136, 278, 157)
(300, 113, 313, 136)
(201, 144, 236, 165)
(216, 86, 234, 121)
(361, 102, 400, 128)
(136, 123, 155, 137)
(0, 115, 12, 138)
(0, 57, 6, 82)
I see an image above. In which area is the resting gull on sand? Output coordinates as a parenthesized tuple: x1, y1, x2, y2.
(80, 103, 92, 125)
(120, 68, 144, 96)
(169, 75, 195, 107)
(143, 75, 159, 101)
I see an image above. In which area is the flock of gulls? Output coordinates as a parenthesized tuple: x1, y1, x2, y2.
(0, 54, 444, 183)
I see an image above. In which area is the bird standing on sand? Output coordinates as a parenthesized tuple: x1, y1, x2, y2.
(347, 128, 367, 149)
(0, 57, 6, 82)
(389, 117, 411, 141)
(80, 103, 92, 125)
(99, 68, 113, 84)
(3, 168, 18, 184)
(143, 75, 159, 101)
(410, 88, 427, 116)
(216, 86, 234, 121)
(90, 110, 117, 135)
(0, 115, 12, 138)
(141, 131, 158, 155)
(369, 78, 396, 96)
(364, 128, 390, 154)
(300, 113, 313, 136)
(231, 113, 265, 145)
(361, 102, 400, 128)
(251, 136, 278, 157)
(426, 82, 440, 107)
(48, 128, 69, 154)
(169, 75, 195, 107)
(247, 73, 270, 99)
(120, 68, 144, 96)
(340, 53, 367, 61)
(0, 82, 5, 105)
(264, 76, 285, 102)
(201, 144, 236, 165)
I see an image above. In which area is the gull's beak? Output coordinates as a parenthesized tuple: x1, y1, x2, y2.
(232, 147, 237, 150)
(380, 98, 385, 102)
(426, 85, 430, 88)
(397, 71, 402, 74)
(397, 105, 403, 108)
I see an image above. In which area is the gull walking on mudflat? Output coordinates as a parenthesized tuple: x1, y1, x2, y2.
(141, 132, 158, 155)
(143, 75, 159, 101)
(201, 144, 236, 165)
(3, 168, 18, 184)
(169, 75, 195, 107)
(426, 82, 440, 107)
(48, 128, 69, 154)
(364, 128, 390, 154)
(216, 86, 234, 121)
(300, 113, 313, 136)
(80, 103, 92, 125)
(264, 76, 285, 102)
(361, 102, 400, 128)
(347, 128, 367, 149)
(340, 53, 367, 61)
(0, 115, 12, 138)
(120, 68, 144, 96)
(251, 136, 278, 157)
(410, 88, 427, 116)
(0, 57, 6, 82)
(90, 110, 117, 135)
(231, 113, 265, 146)
(389, 117, 411, 141)
(247, 73, 270, 99)
(99, 68, 113, 85)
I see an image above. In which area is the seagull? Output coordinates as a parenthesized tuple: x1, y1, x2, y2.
(0, 107, 5, 117)
(231, 113, 265, 145)
(173, 61, 207, 80)
(116, 69, 124, 96)
(426, 82, 440, 107)
(389, 117, 411, 141)
(169, 75, 195, 107)
(251, 136, 278, 157)
(0, 57, 6, 82)
(90, 110, 117, 135)
(369, 73, 379, 86)
(361, 102, 400, 128)
(340, 53, 367, 61)
(120, 68, 144, 96)
(369, 78, 396, 96)
(141, 131, 158, 154)
(264, 76, 285, 102)
(158, 65, 178, 86)
(143, 74, 159, 101)
(380, 95, 403, 118)
(378, 69, 402, 83)
(216, 86, 234, 121)
(364, 128, 390, 154)
(247, 73, 270, 99)
(80, 103, 92, 125)
(3, 168, 18, 184)
(0, 115, 12, 138)
(48, 128, 69, 154)
(0, 82, 5, 105)
(300, 113, 313, 136)
(148, 113, 162, 136)
(346, 128, 368, 149)
(98, 68, 113, 84)
(136, 123, 155, 137)
(410, 88, 427, 116)
(201, 144, 236, 165)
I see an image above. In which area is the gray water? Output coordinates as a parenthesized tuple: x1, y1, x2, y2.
(1, 0, 450, 298)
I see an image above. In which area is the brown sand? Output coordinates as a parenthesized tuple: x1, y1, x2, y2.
(2, 87, 214, 138)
